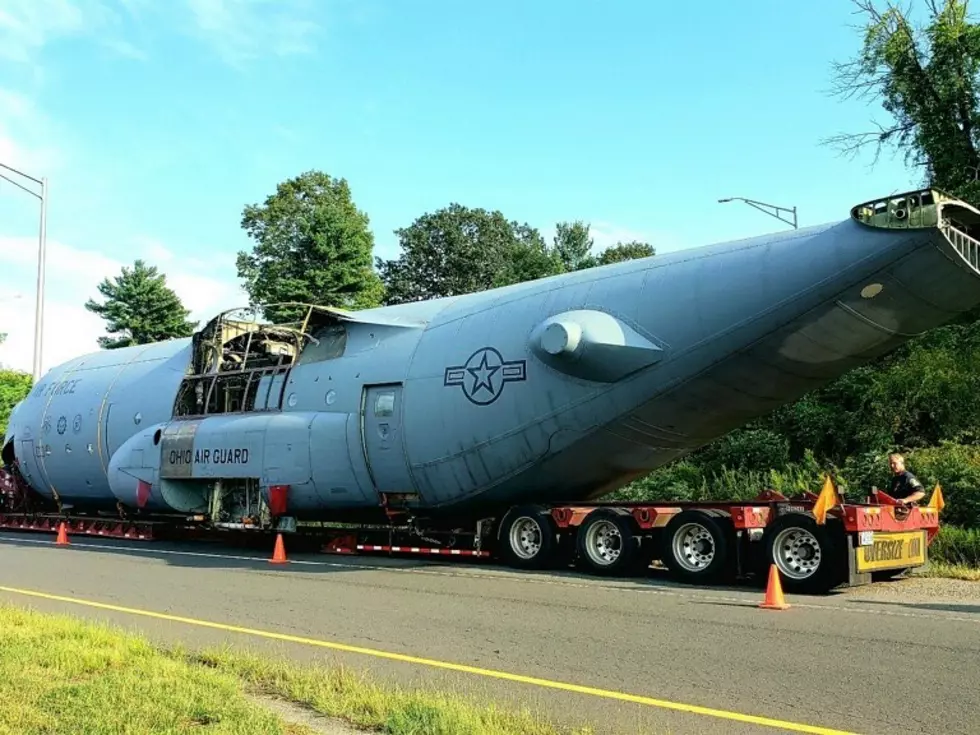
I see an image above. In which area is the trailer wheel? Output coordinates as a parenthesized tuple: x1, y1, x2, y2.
(660, 510, 731, 584)
(761, 513, 842, 594)
(498, 505, 558, 570)
(575, 508, 641, 576)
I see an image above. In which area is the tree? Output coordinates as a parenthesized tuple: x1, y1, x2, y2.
(826, 0, 980, 203)
(377, 204, 563, 305)
(596, 240, 656, 265)
(236, 170, 384, 324)
(553, 220, 596, 271)
(497, 223, 565, 287)
(550, 223, 656, 271)
(85, 260, 198, 350)
(0, 369, 33, 438)
(377, 205, 660, 304)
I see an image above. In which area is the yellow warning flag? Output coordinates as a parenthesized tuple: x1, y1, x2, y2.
(927, 483, 945, 512)
(813, 475, 839, 525)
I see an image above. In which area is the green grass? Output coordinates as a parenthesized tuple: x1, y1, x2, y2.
(915, 561, 980, 581)
(0, 604, 594, 735)
(189, 649, 594, 735)
(0, 604, 288, 735)
(904, 526, 980, 581)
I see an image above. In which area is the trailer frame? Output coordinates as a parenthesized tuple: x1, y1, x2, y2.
(0, 481, 940, 595)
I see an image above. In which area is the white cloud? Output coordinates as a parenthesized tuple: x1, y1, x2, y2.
(0, 88, 63, 174)
(0, 0, 275, 378)
(101, 37, 147, 60)
(0, 0, 337, 379)
(134, 235, 176, 266)
(0, 0, 328, 75)
(0, 0, 327, 72)
(0, 0, 89, 65)
(185, 0, 322, 66)
(0, 235, 248, 375)
(0, 0, 142, 69)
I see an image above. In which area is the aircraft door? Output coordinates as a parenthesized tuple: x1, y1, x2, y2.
(17, 440, 37, 483)
(15, 438, 55, 501)
(361, 384, 415, 494)
(101, 403, 114, 473)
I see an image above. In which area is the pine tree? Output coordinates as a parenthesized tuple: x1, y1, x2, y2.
(85, 259, 198, 349)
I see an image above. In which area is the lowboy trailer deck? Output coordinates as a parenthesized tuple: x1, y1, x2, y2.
(0, 477, 938, 594)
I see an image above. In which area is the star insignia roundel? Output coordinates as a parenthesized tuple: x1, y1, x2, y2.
(444, 347, 527, 405)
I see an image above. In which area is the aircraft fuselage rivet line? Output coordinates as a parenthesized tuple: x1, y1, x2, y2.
(0, 583, 858, 735)
(0, 536, 977, 624)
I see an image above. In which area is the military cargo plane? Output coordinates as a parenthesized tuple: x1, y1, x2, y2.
(2, 188, 978, 592)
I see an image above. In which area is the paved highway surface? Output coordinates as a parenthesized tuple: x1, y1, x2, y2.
(0, 533, 977, 735)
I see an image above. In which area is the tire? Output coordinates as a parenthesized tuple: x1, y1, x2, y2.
(497, 505, 559, 570)
(760, 512, 843, 594)
(660, 509, 732, 584)
(575, 508, 642, 576)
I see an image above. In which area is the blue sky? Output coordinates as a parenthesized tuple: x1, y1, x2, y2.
(0, 0, 922, 373)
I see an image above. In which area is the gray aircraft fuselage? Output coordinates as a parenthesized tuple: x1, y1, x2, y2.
(5, 188, 980, 523)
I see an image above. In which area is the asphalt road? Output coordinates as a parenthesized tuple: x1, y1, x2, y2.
(0, 533, 978, 735)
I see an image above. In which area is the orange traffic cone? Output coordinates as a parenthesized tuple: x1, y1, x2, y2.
(55, 522, 69, 546)
(269, 533, 288, 564)
(759, 564, 789, 610)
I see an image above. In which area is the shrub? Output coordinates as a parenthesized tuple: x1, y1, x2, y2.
(690, 428, 791, 476)
(899, 443, 980, 529)
(929, 525, 980, 567)
(612, 442, 979, 528)
(0, 370, 32, 439)
(610, 450, 827, 504)
(612, 461, 703, 503)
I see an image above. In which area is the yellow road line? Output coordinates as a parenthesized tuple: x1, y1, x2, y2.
(0, 584, 856, 735)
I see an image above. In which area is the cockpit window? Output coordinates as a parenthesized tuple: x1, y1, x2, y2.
(296, 324, 347, 365)
(374, 391, 395, 417)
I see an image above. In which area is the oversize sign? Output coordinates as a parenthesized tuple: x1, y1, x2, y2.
(855, 530, 926, 572)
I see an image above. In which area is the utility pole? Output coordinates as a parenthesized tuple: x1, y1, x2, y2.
(718, 196, 797, 230)
(0, 162, 48, 381)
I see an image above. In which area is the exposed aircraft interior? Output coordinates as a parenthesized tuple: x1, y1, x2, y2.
(853, 188, 980, 238)
(172, 304, 347, 418)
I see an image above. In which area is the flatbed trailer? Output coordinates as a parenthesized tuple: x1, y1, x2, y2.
(0, 482, 940, 595)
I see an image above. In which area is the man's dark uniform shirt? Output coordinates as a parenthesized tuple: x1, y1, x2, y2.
(890, 470, 923, 500)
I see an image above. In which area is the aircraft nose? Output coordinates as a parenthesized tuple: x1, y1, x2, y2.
(844, 191, 980, 336)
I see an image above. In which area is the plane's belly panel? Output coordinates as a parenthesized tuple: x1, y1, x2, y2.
(308, 411, 374, 508)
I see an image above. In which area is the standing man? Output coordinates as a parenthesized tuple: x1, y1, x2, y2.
(888, 453, 926, 505)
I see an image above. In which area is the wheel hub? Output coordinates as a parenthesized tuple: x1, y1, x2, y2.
(772, 527, 822, 580)
(584, 519, 622, 566)
(672, 522, 715, 572)
(509, 517, 542, 560)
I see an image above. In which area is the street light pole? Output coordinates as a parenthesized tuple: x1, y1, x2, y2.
(35, 176, 47, 381)
(0, 162, 48, 381)
(718, 196, 797, 230)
